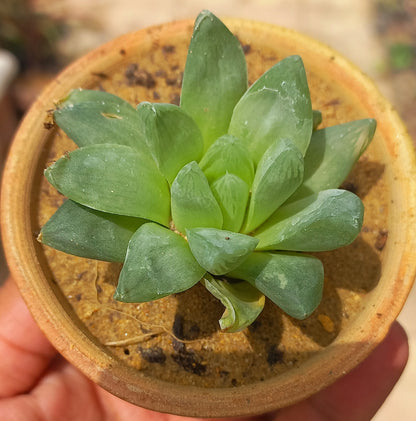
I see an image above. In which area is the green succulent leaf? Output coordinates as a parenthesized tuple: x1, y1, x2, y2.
(242, 138, 304, 234)
(255, 189, 364, 251)
(44, 144, 170, 226)
(199, 134, 254, 185)
(202, 274, 265, 332)
(289, 119, 377, 201)
(171, 161, 223, 233)
(210, 173, 249, 232)
(39, 200, 145, 262)
(53, 89, 149, 155)
(114, 223, 206, 302)
(229, 55, 313, 164)
(244, 55, 309, 95)
(136, 102, 204, 184)
(313, 110, 322, 130)
(227, 252, 324, 319)
(180, 10, 248, 151)
(186, 228, 259, 275)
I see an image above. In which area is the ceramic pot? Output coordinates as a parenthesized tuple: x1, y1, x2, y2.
(1, 18, 416, 417)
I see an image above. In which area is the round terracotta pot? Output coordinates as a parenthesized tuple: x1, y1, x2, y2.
(1, 18, 416, 417)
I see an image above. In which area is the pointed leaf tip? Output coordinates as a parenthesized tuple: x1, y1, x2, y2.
(115, 223, 205, 302)
(227, 252, 324, 320)
(171, 161, 223, 233)
(199, 134, 254, 186)
(255, 189, 364, 252)
(243, 138, 304, 233)
(290, 118, 377, 201)
(40, 200, 145, 262)
(44, 144, 170, 226)
(210, 174, 249, 233)
(229, 55, 313, 163)
(136, 102, 203, 184)
(187, 228, 258, 275)
(202, 275, 264, 332)
(53, 89, 150, 155)
(181, 10, 247, 151)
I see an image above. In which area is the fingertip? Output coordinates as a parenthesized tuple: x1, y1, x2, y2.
(384, 321, 409, 372)
(0, 277, 57, 397)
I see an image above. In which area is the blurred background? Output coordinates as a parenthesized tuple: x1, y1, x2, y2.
(0, 0, 415, 419)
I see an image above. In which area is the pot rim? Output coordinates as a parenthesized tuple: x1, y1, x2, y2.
(1, 17, 416, 417)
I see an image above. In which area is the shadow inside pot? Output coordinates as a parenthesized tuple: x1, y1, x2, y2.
(342, 157, 385, 200)
(293, 235, 382, 347)
(244, 300, 285, 364)
(173, 282, 224, 340)
(289, 279, 343, 347)
(319, 236, 382, 293)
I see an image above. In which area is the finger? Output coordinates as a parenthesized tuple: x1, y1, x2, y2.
(97, 384, 270, 421)
(0, 277, 57, 398)
(1, 355, 263, 421)
(272, 321, 409, 421)
(310, 321, 409, 420)
(0, 357, 105, 421)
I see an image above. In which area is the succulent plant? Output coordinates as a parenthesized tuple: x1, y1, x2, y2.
(39, 10, 376, 332)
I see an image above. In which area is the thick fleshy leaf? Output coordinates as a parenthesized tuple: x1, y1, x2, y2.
(136, 102, 204, 184)
(53, 89, 149, 154)
(171, 161, 223, 233)
(229, 55, 313, 163)
(242, 138, 304, 234)
(202, 274, 265, 332)
(199, 134, 254, 185)
(255, 189, 364, 251)
(45, 144, 170, 226)
(114, 223, 205, 302)
(180, 10, 248, 151)
(210, 174, 249, 232)
(313, 110, 322, 130)
(289, 119, 377, 202)
(39, 200, 145, 262)
(227, 252, 324, 319)
(186, 228, 259, 275)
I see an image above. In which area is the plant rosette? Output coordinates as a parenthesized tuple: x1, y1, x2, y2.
(2, 10, 416, 418)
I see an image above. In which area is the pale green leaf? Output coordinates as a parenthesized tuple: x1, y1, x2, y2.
(39, 200, 145, 262)
(136, 102, 204, 184)
(186, 228, 259, 275)
(53, 89, 149, 155)
(227, 252, 324, 319)
(114, 223, 206, 302)
(171, 161, 223, 233)
(255, 189, 364, 251)
(199, 134, 254, 185)
(313, 110, 322, 130)
(289, 119, 377, 201)
(202, 274, 265, 332)
(229, 55, 313, 163)
(242, 138, 304, 234)
(180, 10, 248, 151)
(45, 144, 170, 226)
(210, 173, 249, 232)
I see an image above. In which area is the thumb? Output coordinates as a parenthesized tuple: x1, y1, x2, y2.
(0, 277, 57, 398)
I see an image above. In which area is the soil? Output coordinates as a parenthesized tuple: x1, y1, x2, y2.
(34, 26, 389, 388)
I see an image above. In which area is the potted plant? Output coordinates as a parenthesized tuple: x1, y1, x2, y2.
(1, 10, 415, 418)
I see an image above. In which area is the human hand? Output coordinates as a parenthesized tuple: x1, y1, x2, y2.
(0, 276, 408, 421)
